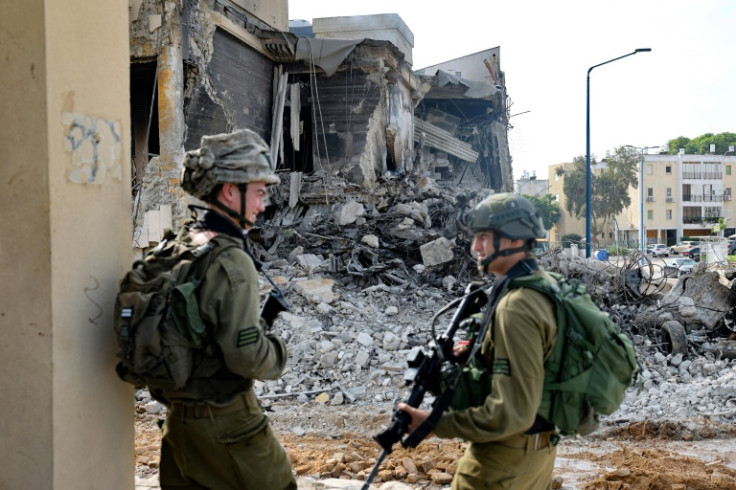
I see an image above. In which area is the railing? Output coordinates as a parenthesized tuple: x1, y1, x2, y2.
(682, 171, 723, 180)
(646, 196, 655, 202)
(683, 216, 723, 224)
(666, 197, 674, 202)
(682, 194, 724, 202)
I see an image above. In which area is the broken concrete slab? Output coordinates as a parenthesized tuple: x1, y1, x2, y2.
(293, 278, 339, 304)
(420, 237, 455, 267)
(334, 200, 366, 225)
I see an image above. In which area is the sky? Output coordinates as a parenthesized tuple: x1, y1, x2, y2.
(288, 0, 736, 181)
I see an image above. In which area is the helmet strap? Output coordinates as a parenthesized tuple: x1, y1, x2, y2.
(211, 183, 254, 229)
(479, 237, 531, 274)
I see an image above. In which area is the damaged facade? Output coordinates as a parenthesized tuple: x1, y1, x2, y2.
(128, 0, 512, 257)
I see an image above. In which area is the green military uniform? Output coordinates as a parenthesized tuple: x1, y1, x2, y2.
(434, 275, 558, 490)
(157, 231, 296, 490)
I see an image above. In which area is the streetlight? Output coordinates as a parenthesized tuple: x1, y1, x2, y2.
(586, 48, 651, 257)
(624, 144, 659, 262)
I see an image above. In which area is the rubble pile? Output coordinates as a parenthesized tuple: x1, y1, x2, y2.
(255, 172, 482, 290)
(250, 174, 736, 427)
(135, 174, 736, 484)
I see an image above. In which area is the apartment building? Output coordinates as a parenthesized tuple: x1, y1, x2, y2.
(547, 162, 586, 243)
(548, 150, 736, 248)
(638, 150, 736, 245)
(515, 170, 549, 197)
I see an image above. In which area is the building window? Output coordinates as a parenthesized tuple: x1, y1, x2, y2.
(727, 165, 732, 176)
(726, 188, 732, 201)
(647, 164, 653, 175)
(666, 209, 672, 220)
(647, 210, 653, 220)
(666, 165, 672, 174)
(647, 187, 654, 201)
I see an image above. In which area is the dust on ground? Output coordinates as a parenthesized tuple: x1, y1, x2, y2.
(135, 403, 736, 489)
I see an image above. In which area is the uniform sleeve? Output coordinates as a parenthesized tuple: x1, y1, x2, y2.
(434, 288, 556, 442)
(198, 246, 288, 381)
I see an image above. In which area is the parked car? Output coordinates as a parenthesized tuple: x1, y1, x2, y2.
(663, 257, 697, 277)
(645, 244, 655, 254)
(670, 240, 700, 255)
(683, 246, 700, 261)
(649, 244, 669, 257)
(728, 240, 736, 256)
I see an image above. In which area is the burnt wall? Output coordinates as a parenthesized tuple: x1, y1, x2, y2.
(184, 27, 274, 149)
(307, 68, 382, 173)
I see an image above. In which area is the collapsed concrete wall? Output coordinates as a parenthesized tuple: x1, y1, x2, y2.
(128, 2, 512, 253)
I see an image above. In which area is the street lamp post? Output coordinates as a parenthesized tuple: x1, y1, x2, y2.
(625, 145, 659, 262)
(586, 48, 651, 258)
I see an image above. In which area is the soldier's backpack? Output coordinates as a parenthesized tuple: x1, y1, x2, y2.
(113, 230, 229, 391)
(509, 271, 638, 436)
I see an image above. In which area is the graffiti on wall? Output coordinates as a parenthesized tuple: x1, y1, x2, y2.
(62, 112, 122, 184)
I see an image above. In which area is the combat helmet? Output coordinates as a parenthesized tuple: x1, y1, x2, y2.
(468, 193, 545, 272)
(181, 128, 278, 202)
(180, 129, 278, 228)
(469, 192, 545, 239)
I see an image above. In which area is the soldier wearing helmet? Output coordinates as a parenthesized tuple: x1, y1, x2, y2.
(400, 193, 560, 489)
(157, 129, 296, 489)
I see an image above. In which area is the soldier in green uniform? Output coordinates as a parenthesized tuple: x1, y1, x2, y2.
(400, 193, 559, 489)
(155, 129, 296, 489)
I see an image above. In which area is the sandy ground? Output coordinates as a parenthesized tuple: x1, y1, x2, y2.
(135, 402, 736, 489)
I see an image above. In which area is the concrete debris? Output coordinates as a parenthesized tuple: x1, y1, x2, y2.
(247, 205, 736, 433)
(419, 237, 455, 267)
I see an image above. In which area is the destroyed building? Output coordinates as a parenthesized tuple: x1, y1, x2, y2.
(128, 1, 513, 263)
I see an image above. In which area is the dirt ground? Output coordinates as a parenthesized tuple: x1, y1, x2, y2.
(135, 403, 736, 489)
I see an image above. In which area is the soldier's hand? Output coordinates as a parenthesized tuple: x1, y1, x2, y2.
(397, 403, 434, 439)
(452, 340, 471, 363)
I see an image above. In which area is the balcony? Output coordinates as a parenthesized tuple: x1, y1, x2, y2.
(681, 194, 725, 202)
(682, 172, 724, 180)
(683, 216, 723, 224)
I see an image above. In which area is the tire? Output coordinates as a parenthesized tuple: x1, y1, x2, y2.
(661, 321, 687, 356)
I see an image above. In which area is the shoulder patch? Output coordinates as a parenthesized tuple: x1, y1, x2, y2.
(237, 326, 260, 347)
(492, 359, 511, 376)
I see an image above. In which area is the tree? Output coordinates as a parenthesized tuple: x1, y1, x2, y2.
(596, 146, 639, 228)
(558, 147, 638, 242)
(525, 193, 561, 231)
(667, 132, 736, 155)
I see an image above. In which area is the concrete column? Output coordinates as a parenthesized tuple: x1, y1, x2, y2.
(0, 1, 133, 489)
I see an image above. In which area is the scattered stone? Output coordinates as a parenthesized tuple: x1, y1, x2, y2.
(361, 234, 380, 248)
(419, 237, 455, 267)
(315, 392, 330, 404)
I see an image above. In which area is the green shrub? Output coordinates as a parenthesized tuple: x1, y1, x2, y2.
(561, 233, 582, 249)
(606, 246, 630, 256)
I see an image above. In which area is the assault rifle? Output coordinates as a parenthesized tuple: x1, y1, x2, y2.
(361, 282, 488, 489)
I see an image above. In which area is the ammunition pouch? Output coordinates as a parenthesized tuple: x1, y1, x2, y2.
(445, 357, 492, 411)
